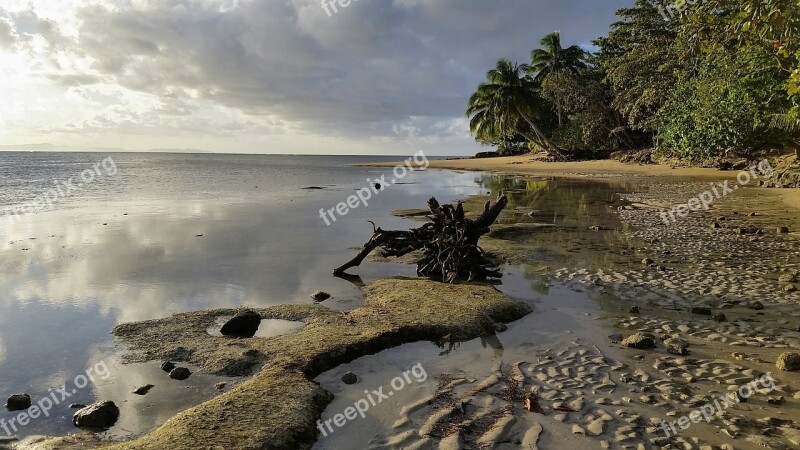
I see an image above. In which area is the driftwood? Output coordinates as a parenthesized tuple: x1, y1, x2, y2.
(334, 195, 508, 283)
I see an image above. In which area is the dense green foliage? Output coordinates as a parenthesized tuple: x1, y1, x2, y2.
(467, 0, 800, 160)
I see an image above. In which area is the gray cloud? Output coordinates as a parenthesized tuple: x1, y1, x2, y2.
(9, 0, 633, 145)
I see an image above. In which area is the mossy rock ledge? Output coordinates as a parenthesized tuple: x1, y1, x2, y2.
(34, 277, 530, 450)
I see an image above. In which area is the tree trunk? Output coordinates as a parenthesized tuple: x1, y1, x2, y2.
(334, 196, 508, 283)
(515, 104, 565, 159)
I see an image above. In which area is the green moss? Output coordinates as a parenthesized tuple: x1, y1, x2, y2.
(390, 208, 431, 220)
(40, 278, 529, 450)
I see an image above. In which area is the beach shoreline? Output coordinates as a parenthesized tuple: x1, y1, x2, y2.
(22, 159, 800, 450)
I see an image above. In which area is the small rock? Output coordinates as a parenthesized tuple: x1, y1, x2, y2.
(767, 396, 785, 405)
(786, 285, 798, 293)
(220, 309, 261, 338)
(73, 401, 120, 428)
(609, 333, 623, 344)
(311, 291, 331, 302)
(629, 306, 640, 314)
(690, 307, 712, 315)
(169, 367, 192, 380)
(69, 403, 87, 409)
(133, 384, 154, 395)
(776, 352, 800, 371)
(215, 382, 227, 390)
(5, 394, 31, 411)
(642, 258, 654, 266)
(160, 361, 176, 373)
(341, 372, 358, 385)
(665, 338, 690, 355)
(621, 332, 657, 349)
(712, 312, 727, 322)
(779, 273, 798, 283)
(711, 222, 722, 229)
(748, 301, 765, 310)
(493, 323, 508, 332)
(778, 226, 790, 233)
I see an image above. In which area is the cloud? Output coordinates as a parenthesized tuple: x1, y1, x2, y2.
(0, 0, 633, 153)
(0, 17, 16, 47)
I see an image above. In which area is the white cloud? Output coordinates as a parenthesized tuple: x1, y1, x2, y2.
(0, 0, 632, 154)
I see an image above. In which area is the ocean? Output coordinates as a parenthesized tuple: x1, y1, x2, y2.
(0, 152, 486, 439)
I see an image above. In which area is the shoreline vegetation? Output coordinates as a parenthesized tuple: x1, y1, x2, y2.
(462, 0, 799, 165)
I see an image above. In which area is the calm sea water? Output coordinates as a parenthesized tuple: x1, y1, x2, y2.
(0, 152, 487, 440)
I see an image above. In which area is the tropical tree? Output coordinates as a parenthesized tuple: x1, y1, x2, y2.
(529, 31, 587, 126)
(593, 0, 678, 135)
(466, 59, 563, 158)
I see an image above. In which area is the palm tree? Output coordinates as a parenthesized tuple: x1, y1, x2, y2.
(529, 31, 587, 126)
(466, 59, 563, 158)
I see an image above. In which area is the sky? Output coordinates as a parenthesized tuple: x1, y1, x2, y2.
(0, 0, 632, 155)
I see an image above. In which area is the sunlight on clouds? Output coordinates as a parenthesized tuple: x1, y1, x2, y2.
(0, 0, 627, 154)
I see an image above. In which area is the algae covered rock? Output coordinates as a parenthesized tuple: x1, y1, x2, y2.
(776, 352, 800, 372)
(621, 332, 657, 349)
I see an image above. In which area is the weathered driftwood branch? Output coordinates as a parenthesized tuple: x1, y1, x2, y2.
(334, 195, 508, 283)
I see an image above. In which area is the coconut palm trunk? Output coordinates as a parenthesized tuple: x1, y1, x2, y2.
(515, 104, 564, 158)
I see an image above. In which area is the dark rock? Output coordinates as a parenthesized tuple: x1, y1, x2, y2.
(492, 323, 508, 332)
(786, 284, 798, 293)
(712, 312, 727, 322)
(621, 332, 657, 349)
(5, 394, 31, 412)
(341, 372, 358, 385)
(73, 401, 120, 428)
(776, 352, 800, 371)
(711, 222, 722, 229)
(767, 396, 785, 405)
(748, 301, 765, 310)
(215, 382, 226, 390)
(69, 403, 86, 409)
(169, 367, 192, 380)
(374, 183, 382, 190)
(220, 309, 261, 338)
(665, 338, 690, 355)
(690, 307, 712, 316)
(629, 305, 640, 314)
(642, 258, 654, 266)
(133, 384, 154, 395)
(778, 226, 790, 234)
(608, 333, 623, 344)
(160, 361, 176, 373)
(311, 291, 331, 302)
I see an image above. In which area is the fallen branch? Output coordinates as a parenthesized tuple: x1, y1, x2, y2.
(334, 195, 508, 283)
